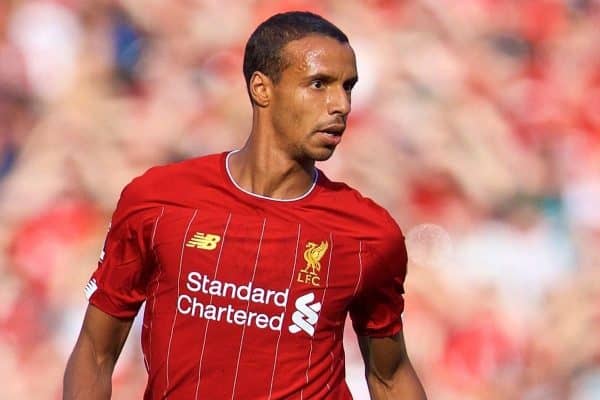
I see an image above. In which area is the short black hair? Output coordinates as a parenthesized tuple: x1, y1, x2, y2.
(243, 11, 349, 91)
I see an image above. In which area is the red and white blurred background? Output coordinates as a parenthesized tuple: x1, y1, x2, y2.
(1, 0, 599, 398)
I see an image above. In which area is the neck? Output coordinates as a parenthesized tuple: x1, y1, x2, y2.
(228, 115, 316, 200)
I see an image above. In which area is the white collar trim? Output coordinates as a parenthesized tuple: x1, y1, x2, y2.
(225, 150, 318, 202)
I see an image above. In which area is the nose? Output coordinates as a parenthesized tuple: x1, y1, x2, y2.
(327, 86, 351, 117)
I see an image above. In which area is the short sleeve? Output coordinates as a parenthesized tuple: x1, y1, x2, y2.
(349, 222, 407, 338)
(85, 180, 158, 319)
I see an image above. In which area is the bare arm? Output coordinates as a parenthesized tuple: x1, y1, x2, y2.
(63, 304, 134, 400)
(359, 331, 427, 400)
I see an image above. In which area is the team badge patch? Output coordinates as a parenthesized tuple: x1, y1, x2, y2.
(297, 241, 328, 287)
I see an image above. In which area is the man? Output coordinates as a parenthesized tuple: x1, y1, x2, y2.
(64, 11, 427, 400)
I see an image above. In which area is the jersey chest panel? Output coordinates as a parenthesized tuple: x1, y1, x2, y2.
(149, 206, 363, 341)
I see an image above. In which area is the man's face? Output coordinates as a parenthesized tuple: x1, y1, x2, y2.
(269, 35, 358, 162)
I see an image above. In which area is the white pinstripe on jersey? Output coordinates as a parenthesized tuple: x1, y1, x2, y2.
(164, 209, 198, 399)
(353, 241, 364, 297)
(146, 206, 165, 371)
(301, 232, 334, 400)
(267, 224, 302, 400)
(230, 218, 267, 400)
(194, 212, 232, 400)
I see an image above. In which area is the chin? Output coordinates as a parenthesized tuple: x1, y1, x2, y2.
(307, 147, 336, 162)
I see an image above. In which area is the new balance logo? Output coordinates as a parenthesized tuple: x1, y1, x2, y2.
(186, 232, 221, 250)
(289, 292, 321, 336)
(84, 278, 98, 300)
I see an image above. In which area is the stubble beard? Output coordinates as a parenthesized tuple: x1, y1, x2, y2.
(302, 141, 336, 162)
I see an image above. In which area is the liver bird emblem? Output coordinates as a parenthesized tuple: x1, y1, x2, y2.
(302, 241, 329, 275)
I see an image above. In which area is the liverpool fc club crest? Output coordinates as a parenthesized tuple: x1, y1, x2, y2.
(297, 241, 328, 287)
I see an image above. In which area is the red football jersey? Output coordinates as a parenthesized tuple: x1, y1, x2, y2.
(86, 151, 407, 400)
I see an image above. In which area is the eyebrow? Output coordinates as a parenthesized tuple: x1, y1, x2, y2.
(344, 76, 359, 88)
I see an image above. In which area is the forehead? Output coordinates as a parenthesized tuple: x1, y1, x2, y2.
(280, 35, 357, 79)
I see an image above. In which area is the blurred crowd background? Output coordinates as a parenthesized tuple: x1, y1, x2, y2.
(1, 0, 599, 399)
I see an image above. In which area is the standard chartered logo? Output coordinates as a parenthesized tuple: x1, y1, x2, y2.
(178, 272, 288, 331)
(288, 292, 321, 337)
(177, 272, 322, 335)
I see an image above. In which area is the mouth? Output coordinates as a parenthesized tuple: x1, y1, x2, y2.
(315, 124, 345, 146)
(316, 124, 346, 136)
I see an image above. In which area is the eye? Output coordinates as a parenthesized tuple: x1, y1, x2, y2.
(310, 80, 324, 89)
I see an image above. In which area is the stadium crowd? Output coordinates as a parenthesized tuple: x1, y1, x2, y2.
(0, 0, 599, 398)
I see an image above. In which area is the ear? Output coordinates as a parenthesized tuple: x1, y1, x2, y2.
(249, 71, 272, 107)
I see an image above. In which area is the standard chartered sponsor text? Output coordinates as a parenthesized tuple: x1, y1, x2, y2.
(177, 272, 288, 331)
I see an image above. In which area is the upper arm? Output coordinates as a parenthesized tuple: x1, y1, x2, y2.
(358, 331, 408, 383)
(358, 331, 427, 399)
(75, 304, 134, 365)
(87, 179, 160, 319)
(63, 305, 134, 399)
(349, 218, 407, 338)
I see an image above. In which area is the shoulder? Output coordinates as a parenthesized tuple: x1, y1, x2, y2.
(316, 170, 403, 241)
(129, 153, 222, 190)
(122, 153, 223, 203)
(113, 153, 223, 218)
(316, 172, 406, 283)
